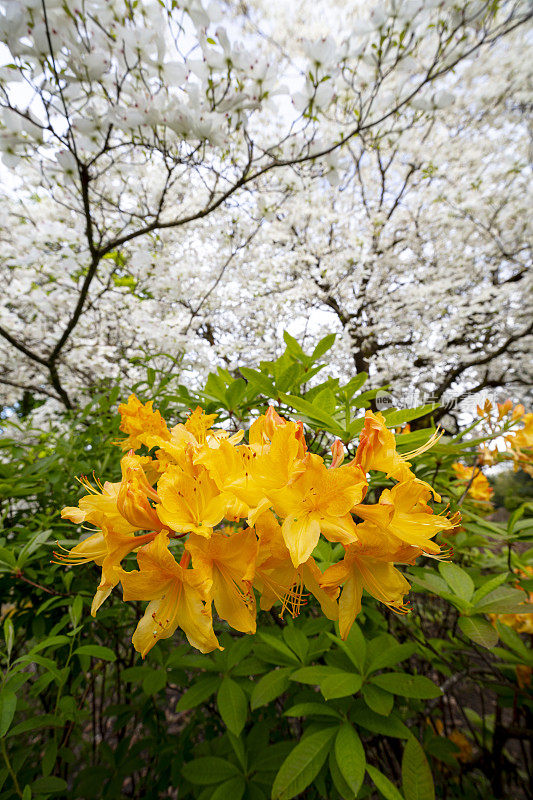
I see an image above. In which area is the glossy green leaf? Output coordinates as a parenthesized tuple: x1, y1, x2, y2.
(367, 765, 404, 800)
(458, 616, 498, 648)
(250, 668, 293, 710)
(181, 757, 241, 785)
(438, 563, 475, 602)
(371, 673, 441, 699)
(334, 723, 365, 796)
(271, 727, 336, 800)
(217, 677, 248, 736)
(74, 645, 116, 662)
(402, 737, 434, 800)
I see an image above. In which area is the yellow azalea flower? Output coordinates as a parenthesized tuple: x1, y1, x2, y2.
(61, 475, 136, 536)
(512, 404, 525, 420)
(354, 480, 459, 555)
(117, 394, 170, 451)
(156, 465, 228, 536)
(505, 412, 533, 477)
(186, 528, 258, 633)
(249, 421, 309, 493)
(248, 405, 290, 447)
(183, 406, 218, 444)
(54, 525, 156, 615)
(119, 530, 221, 656)
(253, 512, 339, 621)
(268, 460, 367, 566)
(452, 463, 493, 503)
(194, 439, 265, 519)
(117, 451, 163, 531)
(320, 531, 412, 640)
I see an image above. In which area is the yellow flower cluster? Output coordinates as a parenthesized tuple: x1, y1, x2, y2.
(451, 463, 493, 505)
(59, 397, 459, 656)
(475, 399, 532, 477)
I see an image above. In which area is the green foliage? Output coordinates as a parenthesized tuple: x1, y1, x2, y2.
(0, 333, 531, 799)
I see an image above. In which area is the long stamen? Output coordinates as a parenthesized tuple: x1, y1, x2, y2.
(402, 429, 444, 460)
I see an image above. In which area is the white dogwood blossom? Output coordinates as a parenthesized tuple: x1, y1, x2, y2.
(0, 0, 531, 422)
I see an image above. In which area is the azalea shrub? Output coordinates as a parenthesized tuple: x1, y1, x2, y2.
(0, 334, 532, 800)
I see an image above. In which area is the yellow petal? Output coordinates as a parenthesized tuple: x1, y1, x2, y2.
(281, 513, 321, 567)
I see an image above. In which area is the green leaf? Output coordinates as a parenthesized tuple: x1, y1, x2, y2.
(438, 563, 475, 602)
(283, 331, 307, 360)
(210, 776, 246, 800)
(8, 714, 63, 737)
(271, 727, 336, 800)
(334, 723, 365, 796)
(371, 673, 441, 699)
(142, 669, 166, 695)
(312, 333, 336, 361)
(474, 585, 528, 614)
(321, 672, 362, 700)
(283, 703, 342, 720)
(217, 677, 248, 736)
(382, 404, 439, 428)
(258, 633, 301, 665)
(458, 616, 498, 648)
(226, 379, 247, 409)
(42, 740, 57, 777)
(366, 643, 417, 674)
(402, 737, 434, 800)
(367, 765, 404, 800)
(471, 572, 509, 604)
(290, 665, 343, 685)
(251, 668, 293, 710)
(0, 692, 17, 737)
(328, 624, 366, 672)
(282, 625, 309, 662)
(353, 707, 411, 739)
(181, 757, 241, 785)
(329, 749, 356, 800)
(176, 675, 221, 711)
(495, 621, 530, 660)
(74, 645, 116, 662)
(240, 368, 275, 396)
(31, 776, 67, 794)
(362, 684, 394, 716)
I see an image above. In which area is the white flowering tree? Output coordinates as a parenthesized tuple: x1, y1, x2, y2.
(0, 0, 531, 416)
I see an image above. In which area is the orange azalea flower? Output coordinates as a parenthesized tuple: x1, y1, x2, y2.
(497, 399, 513, 420)
(117, 394, 170, 451)
(268, 460, 367, 566)
(355, 410, 441, 486)
(119, 530, 221, 656)
(156, 465, 228, 536)
(186, 528, 258, 633)
(354, 480, 458, 555)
